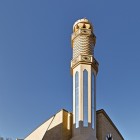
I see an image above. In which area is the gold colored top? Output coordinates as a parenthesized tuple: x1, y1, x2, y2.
(73, 18, 93, 32)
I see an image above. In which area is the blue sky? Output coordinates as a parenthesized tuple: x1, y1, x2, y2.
(0, 0, 140, 139)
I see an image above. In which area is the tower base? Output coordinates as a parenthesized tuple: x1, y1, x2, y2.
(71, 134, 97, 140)
(71, 123, 97, 140)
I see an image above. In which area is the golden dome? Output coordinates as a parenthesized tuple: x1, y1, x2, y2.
(73, 18, 93, 32)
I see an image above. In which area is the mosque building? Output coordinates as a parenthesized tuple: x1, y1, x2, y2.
(21, 18, 124, 140)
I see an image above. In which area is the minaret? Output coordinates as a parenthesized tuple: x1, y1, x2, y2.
(70, 18, 99, 140)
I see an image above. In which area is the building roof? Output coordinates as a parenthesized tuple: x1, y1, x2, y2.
(24, 109, 124, 140)
(97, 109, 124, 140)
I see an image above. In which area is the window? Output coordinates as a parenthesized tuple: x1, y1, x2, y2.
(83, 70, 88, 127)
(75, 72, 79, 128)
(92, 74, 95, 128)
(106, 134, 113, 140)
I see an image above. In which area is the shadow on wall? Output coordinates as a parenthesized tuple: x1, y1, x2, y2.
(42, 111, 72, 140)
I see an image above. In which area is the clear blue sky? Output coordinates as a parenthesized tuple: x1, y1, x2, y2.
(0, 0, 140, 139)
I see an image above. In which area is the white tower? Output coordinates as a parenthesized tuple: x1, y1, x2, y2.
(70, 18, 99, 140)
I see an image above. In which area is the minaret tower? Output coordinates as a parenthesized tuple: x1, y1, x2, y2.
(70, 18, 99, 140)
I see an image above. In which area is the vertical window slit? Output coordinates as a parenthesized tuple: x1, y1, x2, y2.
(75, 72, 79, 128)
(83, 70, 88, 127)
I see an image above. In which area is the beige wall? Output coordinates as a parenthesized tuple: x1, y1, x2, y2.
(24, 109, 124, 140)
(96, 110, 124, 140)
(24, 109, 72, 140)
